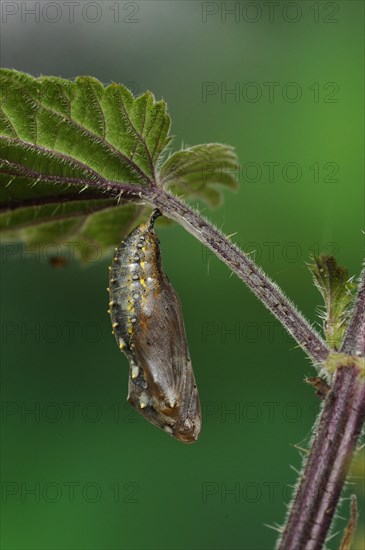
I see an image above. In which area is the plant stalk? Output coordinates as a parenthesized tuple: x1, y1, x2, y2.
(341, 266, 365, 355)
(277, 265, 365, 549)
(277, 365, 365, 549)
(148, 188, 329, 365)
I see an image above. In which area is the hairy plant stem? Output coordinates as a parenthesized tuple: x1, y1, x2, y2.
(143, 187, 329, 364)
(341, 267, 365, 355)
(278, 365, 365, 550)
(278, 267, 365, 549)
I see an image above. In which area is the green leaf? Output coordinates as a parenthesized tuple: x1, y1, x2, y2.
(0, 69, 171, 255)
(0, 69, 171, 182)
(160, 143, 238, 206)
(309, 255, 357, 350)
(0, 69, 238, 256)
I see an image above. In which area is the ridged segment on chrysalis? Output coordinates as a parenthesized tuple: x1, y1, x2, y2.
(108, 210, 201, 443)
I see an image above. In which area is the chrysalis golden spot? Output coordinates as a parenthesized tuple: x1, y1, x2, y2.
(139, 392, 149, 409)
(109, 300, 114, 306)
(131, 365, 139, 379)
(112, 322, 118, 328)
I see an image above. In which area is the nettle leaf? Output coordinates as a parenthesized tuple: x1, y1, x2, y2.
(160, 143, 238, 207)
(0, 69, 238, 258)
(309, 255, 357, 350)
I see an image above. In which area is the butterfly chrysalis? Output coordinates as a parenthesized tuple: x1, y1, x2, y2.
(108, 210, 201, 443)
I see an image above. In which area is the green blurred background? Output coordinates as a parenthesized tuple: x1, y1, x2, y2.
(1, 1, 364, 549)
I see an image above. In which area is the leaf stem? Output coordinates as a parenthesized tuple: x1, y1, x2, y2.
(148, 188, 329, 365)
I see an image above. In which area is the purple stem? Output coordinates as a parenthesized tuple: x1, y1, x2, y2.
(278, 267, 365, 549)
(150, 190, 329, 364)
(341, 266, 365, 355)
(277, 365, 365, 549)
